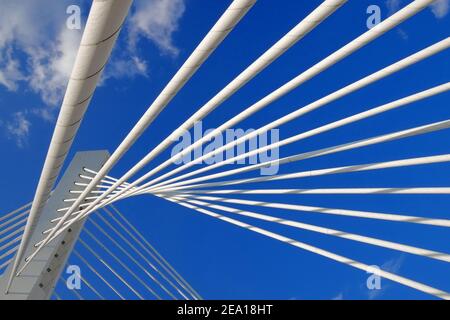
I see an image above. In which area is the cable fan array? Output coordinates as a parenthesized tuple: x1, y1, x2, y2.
(0, 204, 30, 274)
(0, 204, 199, 300)
(6, 0, 449, 299)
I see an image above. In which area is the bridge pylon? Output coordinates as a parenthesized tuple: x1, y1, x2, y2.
(0, 150, 109, 300)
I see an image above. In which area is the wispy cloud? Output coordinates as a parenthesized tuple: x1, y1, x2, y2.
(0, 47, 25, 91)
(0, 0, 186, 102)
(0, 0, 83, 114)
(3, 112, 31, 148)
(385, 0, 448, 40)
(103, 54, 149, 82)
(27, 27, 83, 107)
(385, 0, 409, 40)
(386, 0, 449, 18)
(430, 0, 450, 18)
(0, 0, 186, 147)
(103, 0, 186, 83)
(128, 0, 185, 57)
(103, 0, 186, 81)
(386, 0, 402, 15)
(332, 292, 344, 300)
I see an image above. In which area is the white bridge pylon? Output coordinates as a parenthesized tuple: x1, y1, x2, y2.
(0, 151, 109, 300)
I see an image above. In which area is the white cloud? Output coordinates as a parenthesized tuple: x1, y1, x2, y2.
(396, 28, 409, 40)
(332, 292, 344, 300)
(104, 0, 185, 80)
(0, 0, 187, 147)
(0, 0, 82, 112)
(386, 0, 402, 15)
(27, 27, 82, 107)
(4, 111, 31, 148)
(128, 0, 185, 56)
(0, 47, 25, 91)
(104, 55, 149, 81)
(384, 0, 448, 41)
(0, 0, 186, 105)
(386, 0, 449, 19)
(30, 108, 55, 123)
(430, 0, 450, 18)
(385, 0, 410, 41)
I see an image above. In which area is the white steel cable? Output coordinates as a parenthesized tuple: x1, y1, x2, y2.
(53, 292, 62, 301)
(81, 0, 348, 214)
(110, 1, 445, 202)
(166, 197, 450, 300)
(29, 0, 257, 270)
(43, 118, 450, 226)
(73, 250, 125, 300)
(88, 50, 450, 215)
(82, 167, 128, 183)
(78, 173, 126, 186)
(162, 188, 450, 195)
(0, 246, 19, 261)
(78, 238, 144, 300)
(106, 206, 197, 299)
(0, 218, 27, 238)
(109, 204, 201, 300)
(0, 236, 22, 253)
(144, 194, 450, 229)
(80, 275, 105, 300)
(96, 210, 185, 299)
(50, 210, 85, 224)
(74, 184, 118, 189)
(0, 258, 13, 272)
(73, 182, 119, 188)
(34, 0, 443, 252)
(87, 219, 166, 300)
(150, 154, 450, 194)
(135, 82, 450, 193)
(0, 226, 25, 246)
(57, 203, 92, 213)
(41, 211, 192, 298)
(63, 197, 100, 202)
(8, 0, 134, 291)
(59, 276, 84, 300)
(176, 195, 450, 262)
(78, 174, 115, 183)
(43, 210, 189, 301)
(79, 174, 97, 181)
(0, 210, 29, 230)
(82, 228, 162, 299)
(127, 39, 450, 196)
(43, 118, 450, 231)
(0, 202, 31, 224)
(70, 190, 119, 195)
(137, 119, 450, 195)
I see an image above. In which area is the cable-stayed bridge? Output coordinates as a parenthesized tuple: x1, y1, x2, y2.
(0, 0, 449, 300)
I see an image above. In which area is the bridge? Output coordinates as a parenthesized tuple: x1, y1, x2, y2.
(0, 0, 449, 300)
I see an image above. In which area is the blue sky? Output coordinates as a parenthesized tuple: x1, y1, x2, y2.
(1, 0, 450, 299)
